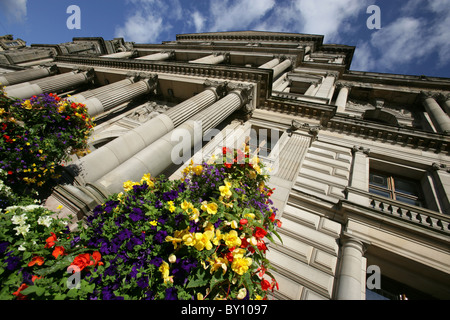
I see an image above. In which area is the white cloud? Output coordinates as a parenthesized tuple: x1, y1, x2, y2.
(115, 11, 163, 43)
(0, 0, 27, 22)
(208, 0, 276, 32)
(353, 0, 450, 73)
(293, 0, 371, 42)
(191, 11, 206, 33)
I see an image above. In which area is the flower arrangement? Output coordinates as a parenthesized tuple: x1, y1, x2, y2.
(0, 204, 101, 300)
(0, 88, 94, 203)
(0, 112, 281, 300)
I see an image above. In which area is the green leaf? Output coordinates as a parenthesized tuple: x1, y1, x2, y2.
(186, 268, 208, 288)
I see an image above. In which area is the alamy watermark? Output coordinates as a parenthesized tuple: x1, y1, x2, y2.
(67, 5, 81, 30)
(366, 265, 381, 290)
(367, 5, 382, 30)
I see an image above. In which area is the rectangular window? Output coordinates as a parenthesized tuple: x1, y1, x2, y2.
(369, 171, 425, 208)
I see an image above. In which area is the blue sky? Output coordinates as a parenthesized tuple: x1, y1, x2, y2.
(0, 0, 449, 78)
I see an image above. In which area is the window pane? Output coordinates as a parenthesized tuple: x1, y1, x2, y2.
(394, 177, 419, 196)
(369, 173, 389, 188)
(369, 188, 391, 199)
(396, 195, 422, 207)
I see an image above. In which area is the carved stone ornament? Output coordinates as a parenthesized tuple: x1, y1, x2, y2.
(289, 120, 321, 138)
(352, 145, 371, 156)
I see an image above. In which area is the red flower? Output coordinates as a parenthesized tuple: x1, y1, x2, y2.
(254, 227, 267, 239)
(269, 213, 276, 222)
(240, 219, 248, 226)
(257, 240, 268, 253)
(261, 279, 271, 291)
(224, 163, 233, 169)
(44, 232, 57, 248)
(12, 283, 28, 300)
(7, 171, 13, 175)
(28, 256, 44, 267)
(70, 252, 102, 272)
(52, 246, 66, 259)
(65, 116, 70, 121)
(31, 275, 42, 283)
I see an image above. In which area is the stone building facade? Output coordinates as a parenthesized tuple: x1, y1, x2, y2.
(1, 31, 449, 300)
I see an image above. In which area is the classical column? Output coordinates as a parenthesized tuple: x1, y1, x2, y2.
(89, 84, 253, 196)
(304, 81, 319, 96)
(258, 58, 280, 69)
(190, 52, 229, 64)
(273, 73, 290, 92)
(4, 69, 95, 100)
(272, 59, 292, 79)
(438, 93, 450, 116)
(336, 237, 366, 300)
(101, 51, 136, 59)
(67, 78, 135, 103)
(421, 91, 450, 134)
(17, 58, 55, 67)
(136, 51, 174, 61)
(346, 146, 371, 207)
(66, 81, 227, 184)
(335, 83, 352, 113)
(82, 74, 158, 116)
(315, 72, 337, 101)
(0, 64, 58, 86)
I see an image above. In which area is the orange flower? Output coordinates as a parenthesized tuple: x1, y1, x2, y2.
(32, 275, 42, 283)
(28, 256, 44, 267)
(12, 283, 28, 300)
(52, 246, 66, 259)
(70, 252, 102, 272)
(44, 232, 57, 248)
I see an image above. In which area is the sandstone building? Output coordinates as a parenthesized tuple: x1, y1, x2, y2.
(1, 31, 449, 300)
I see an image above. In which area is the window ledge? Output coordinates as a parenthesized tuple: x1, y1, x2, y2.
(344, 187, 450, 236)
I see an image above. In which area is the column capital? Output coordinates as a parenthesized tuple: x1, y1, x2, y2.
(335, 81, 353, 90)
(436, 92, 450, 103)
(432, 162, 450, 173)
(289, 120, 322, 139)
(203, 79, 228, 100)
(420, 90, 440, 101)
(352, 145, 371, 156)
(227, 83, 254, 114)
(340, 234, 368, 254)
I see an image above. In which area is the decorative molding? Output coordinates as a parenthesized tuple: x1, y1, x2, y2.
(352, 145, 371, 156)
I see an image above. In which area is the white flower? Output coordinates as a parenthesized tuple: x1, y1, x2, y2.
(237, 288, 247, 300)
(18, 242, 26, 251)
(11, 214, 28, 226)
(38, 216, 53, 228)
(14, 224, 30, 237)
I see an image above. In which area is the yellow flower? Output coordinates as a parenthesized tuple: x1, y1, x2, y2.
(208, 254, 228, 275)
(57, 205, 63, 210)
(201, 201, 218, 215)
(194, 231, 214, 251)
(149, 220, 158, 226)
(219, 181, 232, 198)
(123, 180, 139, 192)
(159, 261, 172, 284)
(224, 230, 241, 248)
(189, 207, 200, 222)
(231, 256, 252, 276)
(140, 173, 154, 188)
(167, 201, 176, 213)
(182, 233, 196, 247)
(248, 170, 257, 179)
(212, 229, 222, 246)
(181, 200, 193, 212)
(168, 254, 177, 264)
(165, 230, 184, 249)
(0, 108, 5, 116)
(22, 100, 32, 110)
(193, 165, 203, 175)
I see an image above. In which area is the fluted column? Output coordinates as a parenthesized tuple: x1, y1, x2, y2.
(0, 64, 57, 86)
(66, 81, 227, 184)
(316, 72, 337, 101)
(421, 91, 450, 134)
(273, 73, 290, 92)
(82, 75, 158, 116)
(335, 83, 352, 113)
(101, 51, 136, 59)
(89, 84, 253, 195)
(336, 237, 366, 300)
(136, 51, 174, 61)
(438, 93, 450, 116)
(272, 59, 292, 79)
(190, 52, 229, 65)
(258, 58, 280, 69)
(67, 79, 135, 103)
(304, 81, 319, 96)
(4, 69, 94, 100)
